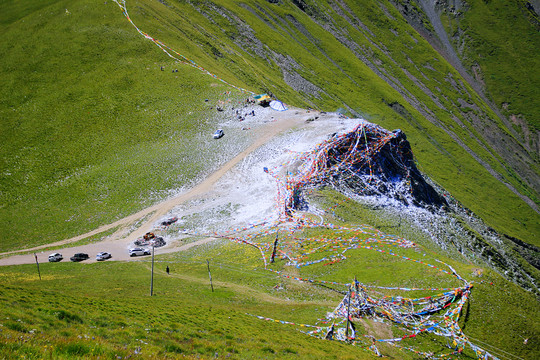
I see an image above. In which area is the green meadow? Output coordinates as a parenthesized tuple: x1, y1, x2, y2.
(1, 0, 538, 250)
(440, 0, 540, 130)
(1, 195, 538, 358)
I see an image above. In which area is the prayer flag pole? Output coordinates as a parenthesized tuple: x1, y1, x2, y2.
(150, 245, 155, 296)
(345, 284, 352, 341)
(270, 230, 279, 263)
(33, 253, 41, 281)
(207, 259, 214, 292)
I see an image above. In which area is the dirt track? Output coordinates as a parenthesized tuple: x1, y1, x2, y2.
(0, 108, 316, 266)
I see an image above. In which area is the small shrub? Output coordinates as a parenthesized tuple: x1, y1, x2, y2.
(4, 321, 26, 333)
(60, 342, 91, 356)
(53, 310, 83, 323)
(165, 343, 184, 354)
(262, 346, 275, 353)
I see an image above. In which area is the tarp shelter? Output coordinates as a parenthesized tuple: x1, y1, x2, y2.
(254, 93, 272, 106)
(254, 93, 269, 101)
(270, 100, 288, 111)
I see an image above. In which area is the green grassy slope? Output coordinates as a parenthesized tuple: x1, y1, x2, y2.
(1, 0, 538, 252)
(0, 0, 254, 251)
(0, 197, 538, 359)
(439, 0, 540, 131)
(1, 1, 539, 359)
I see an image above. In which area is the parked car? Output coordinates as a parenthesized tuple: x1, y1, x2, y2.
(48, 253, 63, 262)
(70, 253, 89, 262)
(129, 248, 151, 257)
(161, 216, 178, 226)
(96, 252, 112, 261)
(213, 129, 224, 139)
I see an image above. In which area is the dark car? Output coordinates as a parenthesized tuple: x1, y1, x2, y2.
(70, 253, 89, 262)
(161, 217, 178, 226)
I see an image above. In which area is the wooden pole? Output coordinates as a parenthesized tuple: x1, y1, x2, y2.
(270, 230, 279, 263)
(33, 253, 41, 281)
(150, 246, 155, 296)
(206, 259, 214, 292)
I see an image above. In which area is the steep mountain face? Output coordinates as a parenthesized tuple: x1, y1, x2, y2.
(392, 0, 540, 200)
(131, 0, 539, 291)
(148, 0, 539, 235)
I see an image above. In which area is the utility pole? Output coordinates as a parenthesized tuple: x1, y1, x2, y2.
(33, 253, 41, 281)
(206, 259, 214, 292)
(150, 245, 155, 296)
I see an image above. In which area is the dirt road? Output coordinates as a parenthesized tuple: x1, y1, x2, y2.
(0, 108, 316, 266)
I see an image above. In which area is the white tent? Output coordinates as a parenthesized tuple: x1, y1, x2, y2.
(269, 100, 288, 111)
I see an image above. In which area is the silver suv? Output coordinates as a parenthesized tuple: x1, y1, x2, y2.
(129, 248, 150, 257)
(48, 253, 63, 262)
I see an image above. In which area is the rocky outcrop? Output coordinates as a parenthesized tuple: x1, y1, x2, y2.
(329, 127, 447, 208)
(287, 123, 447, 212)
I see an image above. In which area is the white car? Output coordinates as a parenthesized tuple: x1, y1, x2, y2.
(96, 252, 112, 261)
(213, 129, 224, 139)
(129, 248, 151, 257)
(48, 253, 63, 262)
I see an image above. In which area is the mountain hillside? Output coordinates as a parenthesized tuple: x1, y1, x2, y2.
(0, 1, 539, 358)
(2, 0, 538, 251)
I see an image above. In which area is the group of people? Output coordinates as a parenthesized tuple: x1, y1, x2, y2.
(160, 66, 178, 73)
(234, 109, 256, 122)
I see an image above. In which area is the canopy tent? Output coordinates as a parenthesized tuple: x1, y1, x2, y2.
(270, 100, 288, 111)
(253, 93, 269, 100)
(254, 93, 271, 103)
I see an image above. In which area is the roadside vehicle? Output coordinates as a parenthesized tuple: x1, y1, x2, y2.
(70, 253, 89, 262)
(96, 252, 112, 261)
(129, 248, 151, 257)
(48, 253, 63, 262)
(213, 129, 224, 139)
(161, 216, 178, 226)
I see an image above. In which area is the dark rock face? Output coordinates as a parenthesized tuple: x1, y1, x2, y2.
(503, 233, 540, 270)
(291, 0, 308, 12)
(323, 124, 447, 208)
(284, 123, 447, 216)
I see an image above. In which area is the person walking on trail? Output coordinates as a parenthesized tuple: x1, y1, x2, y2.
(166, 265, 170, 275)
